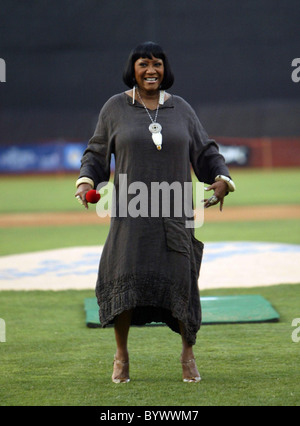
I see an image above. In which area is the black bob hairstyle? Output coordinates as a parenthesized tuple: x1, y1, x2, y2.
(122, 41, 174, 90)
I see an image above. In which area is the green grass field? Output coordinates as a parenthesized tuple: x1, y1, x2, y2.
(0, 168, 300, 406)
(0, 284, 299, 406)
(0, 168, 299, 214)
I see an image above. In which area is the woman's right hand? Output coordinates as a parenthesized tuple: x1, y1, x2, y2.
(75, 183, 93, 209)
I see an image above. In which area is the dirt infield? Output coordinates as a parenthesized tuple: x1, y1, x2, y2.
(0, 204, 299, 227)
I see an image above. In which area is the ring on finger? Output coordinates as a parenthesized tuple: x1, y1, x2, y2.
(207, 195, 218, 205)
(76, 195, 83, 205)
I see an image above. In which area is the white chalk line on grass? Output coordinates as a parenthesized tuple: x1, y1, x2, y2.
(0, 242, 299, 290)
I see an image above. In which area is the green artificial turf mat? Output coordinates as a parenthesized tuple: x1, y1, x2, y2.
(84, 294, 279, 327)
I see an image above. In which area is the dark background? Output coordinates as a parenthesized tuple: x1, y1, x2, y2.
(0, 0, 299, 144)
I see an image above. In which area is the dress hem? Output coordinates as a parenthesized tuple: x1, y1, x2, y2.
(95, 272, 201, 346)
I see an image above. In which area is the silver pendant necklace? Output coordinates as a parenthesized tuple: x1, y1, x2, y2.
(136, 87, 164, 151)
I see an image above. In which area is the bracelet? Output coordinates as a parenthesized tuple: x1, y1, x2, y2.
(215, 175, 236, 192)
(75, 177, 94, 189)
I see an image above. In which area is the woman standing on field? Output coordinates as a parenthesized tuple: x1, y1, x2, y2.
(75, 41, 235, 383)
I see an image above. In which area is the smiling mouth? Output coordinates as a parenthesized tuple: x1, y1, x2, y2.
(145, 77, 158, 82)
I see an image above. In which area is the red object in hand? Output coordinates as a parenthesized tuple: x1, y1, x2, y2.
(85, 189, 101, 204)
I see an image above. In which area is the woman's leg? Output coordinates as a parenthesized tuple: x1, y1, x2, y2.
(112, 309, 132, 383)
(114, 309, 132, 361)
(179, 321, 195, 361)
(179, 321, 201, 382)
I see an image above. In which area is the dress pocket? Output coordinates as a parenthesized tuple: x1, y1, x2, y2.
(163, 217, 191, 256)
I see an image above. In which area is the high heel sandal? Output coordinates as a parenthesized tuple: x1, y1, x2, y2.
(112, 357, 130, 383)
(180, 358, 201, 383)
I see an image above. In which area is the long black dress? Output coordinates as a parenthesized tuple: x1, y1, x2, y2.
(78, 92, 230, 345)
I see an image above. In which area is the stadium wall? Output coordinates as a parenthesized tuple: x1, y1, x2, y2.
(0, 137, 299, 174)
(0, 0, 299, 171)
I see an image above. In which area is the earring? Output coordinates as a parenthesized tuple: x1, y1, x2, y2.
(132, 85, 136, 104)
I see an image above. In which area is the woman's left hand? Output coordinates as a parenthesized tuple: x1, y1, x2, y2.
(203, 180, 228, 211)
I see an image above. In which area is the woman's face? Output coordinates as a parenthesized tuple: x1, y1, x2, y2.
(134, 56, 164, 94)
